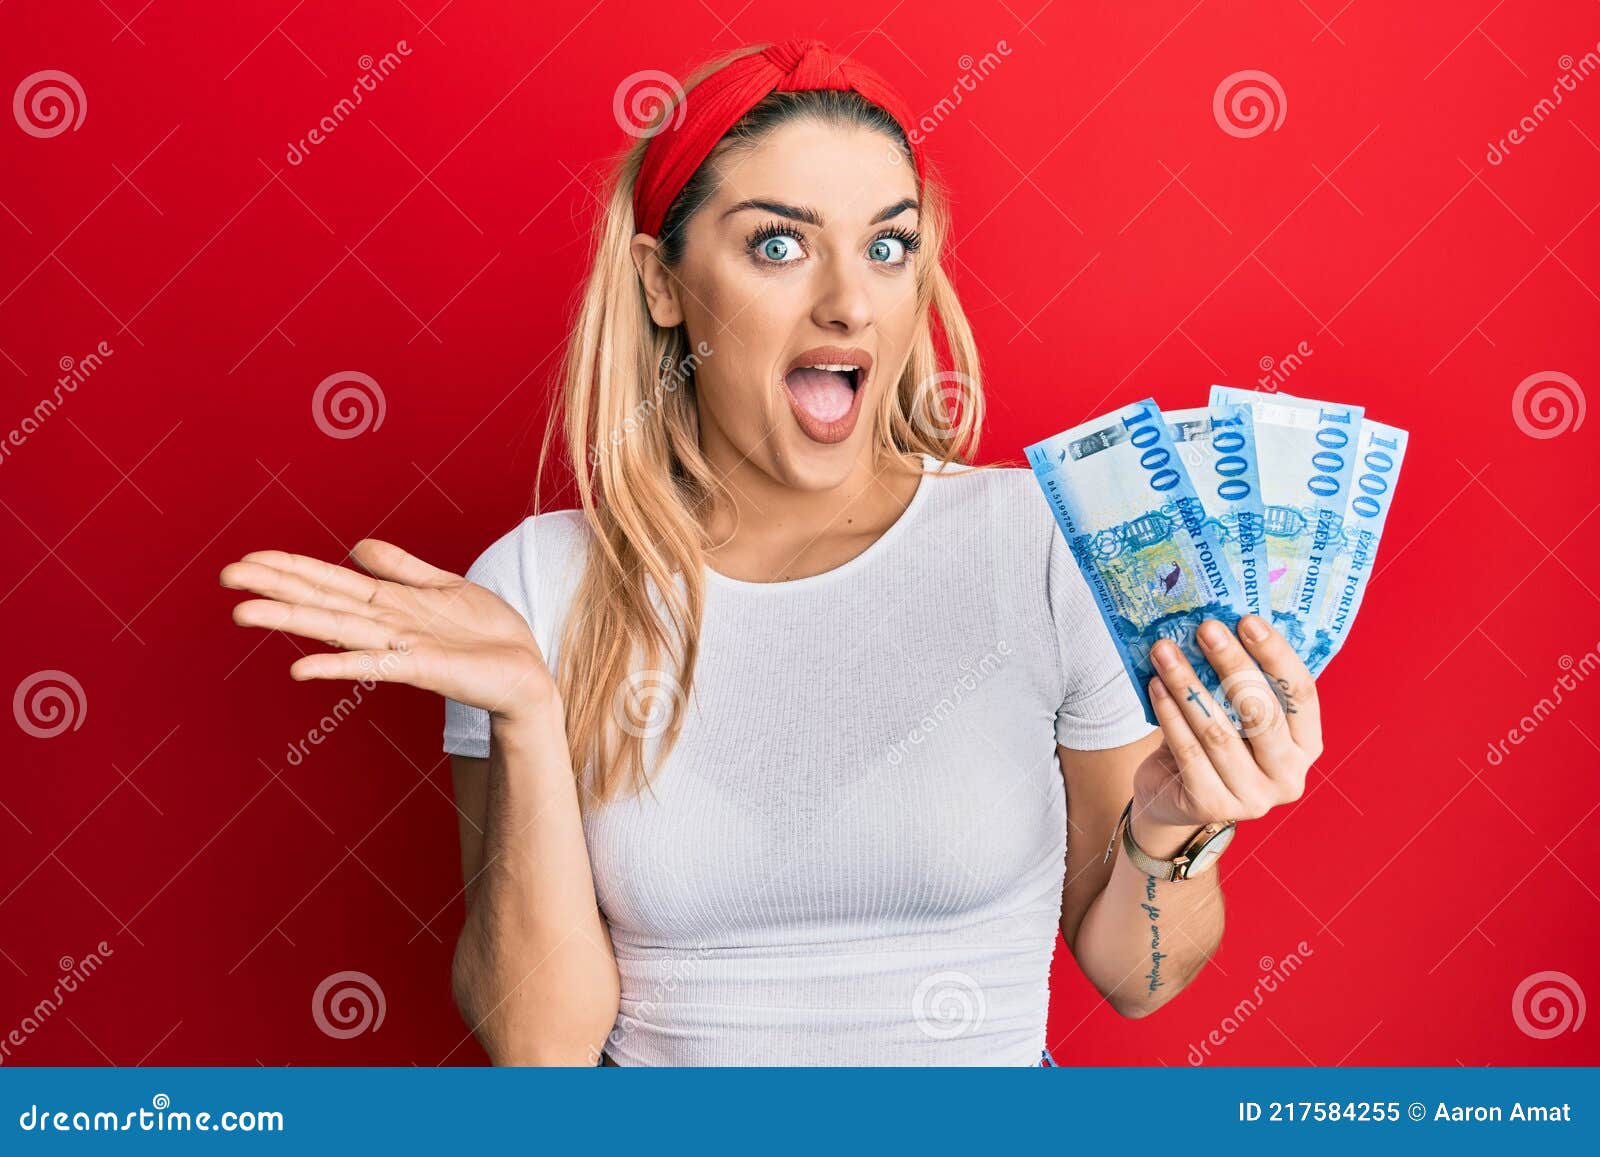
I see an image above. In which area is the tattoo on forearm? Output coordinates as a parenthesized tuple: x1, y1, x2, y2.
(1141, 875, 1166, 995)
(1184, 686, 1210, 718)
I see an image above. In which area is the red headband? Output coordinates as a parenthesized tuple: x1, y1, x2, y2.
(631, 38, 928, 238)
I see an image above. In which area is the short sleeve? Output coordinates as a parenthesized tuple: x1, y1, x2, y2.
(1046, 524, 1160, 750)
(441, 518, 537, 758)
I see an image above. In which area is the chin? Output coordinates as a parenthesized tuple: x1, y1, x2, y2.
(765, 437, 868, 490)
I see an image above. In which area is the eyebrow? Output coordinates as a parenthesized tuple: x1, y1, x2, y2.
(720, 196, 920, 227)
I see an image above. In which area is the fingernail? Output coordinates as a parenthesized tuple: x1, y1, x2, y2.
(1153, 641, 1179, 670)
(1240, 615, 1269, 643)
(1198, 620, 1228, 648)
(1150, 677, 1169, 700)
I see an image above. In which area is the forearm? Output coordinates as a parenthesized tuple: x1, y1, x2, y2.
(452, 702, 620, 1064)
(1072, 814, 1225, 1018)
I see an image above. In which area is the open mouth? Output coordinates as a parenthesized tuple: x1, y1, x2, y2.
(784, 364, 863, 423)
(780, 347, 873, 444)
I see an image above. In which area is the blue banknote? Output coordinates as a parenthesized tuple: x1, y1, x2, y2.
(1027, 398, 1249, 728)
(1209, 386, 1365, 658)
(1303, 416, 1410, 675)
(1164, 402, 1270, 619)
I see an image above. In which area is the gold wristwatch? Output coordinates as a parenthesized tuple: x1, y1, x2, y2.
(1102, 798, 1237, 881)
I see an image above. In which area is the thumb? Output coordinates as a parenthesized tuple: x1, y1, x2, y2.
(348, 538, 458, 589)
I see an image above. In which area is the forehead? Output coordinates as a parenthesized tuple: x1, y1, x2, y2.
(704, 118, 919, 223)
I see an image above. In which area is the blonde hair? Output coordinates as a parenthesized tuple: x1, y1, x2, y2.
(534, 44, 1009, 812)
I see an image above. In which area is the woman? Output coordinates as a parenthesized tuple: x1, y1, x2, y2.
(219, 39, 1321, 1066)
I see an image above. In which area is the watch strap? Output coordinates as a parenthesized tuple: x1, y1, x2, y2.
(1103, 798, 1233, 881)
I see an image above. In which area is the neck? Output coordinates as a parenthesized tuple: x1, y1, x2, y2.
(696, 432, 923, 584)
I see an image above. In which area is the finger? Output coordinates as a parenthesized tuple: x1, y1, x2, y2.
(218, 558, 372, 614)
(1147, 676, 1236, 817)
(348, 539, 459, 590)
(1194, 617, 1299, 771)
(232, 599, 400, 652)
(1151, 637, 1271, 812)
(1235, 614, 1323, 760)
(226, 549, 380, 605)
(289, 649, 417, 683)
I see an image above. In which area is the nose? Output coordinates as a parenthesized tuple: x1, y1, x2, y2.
(809, 257, 874, 333)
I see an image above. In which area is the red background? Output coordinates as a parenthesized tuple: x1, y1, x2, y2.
(3, 0, 1598, 1067)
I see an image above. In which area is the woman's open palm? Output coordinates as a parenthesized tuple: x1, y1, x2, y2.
(219, 537, 554, 723)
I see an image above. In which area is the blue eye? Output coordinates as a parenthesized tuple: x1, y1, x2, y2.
(869, 227, 920, 264)
(868, 236, 904, 262)
(755, 232, 803, 263)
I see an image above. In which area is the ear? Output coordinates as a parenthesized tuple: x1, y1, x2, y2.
(630, 234, 684, 329)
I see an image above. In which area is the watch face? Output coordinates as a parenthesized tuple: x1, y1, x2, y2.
(1188, 825, 1236, 875)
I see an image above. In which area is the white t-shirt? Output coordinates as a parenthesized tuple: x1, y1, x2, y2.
(442, 453, 1157, 1065)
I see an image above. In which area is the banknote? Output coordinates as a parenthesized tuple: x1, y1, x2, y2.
(1303, 416, 1410, 675)
(1209, 385, 1365, 658)
(1164, 402, 1270, 619)
(1027, 398, 1249, 728)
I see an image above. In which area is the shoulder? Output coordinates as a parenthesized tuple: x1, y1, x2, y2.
(459, 508, 591, 654)
(926, 455, 1107, 660)
(918, 456, 1058, 560)
(912, 453, 1069, 647)
(460, 508, 587, 583)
